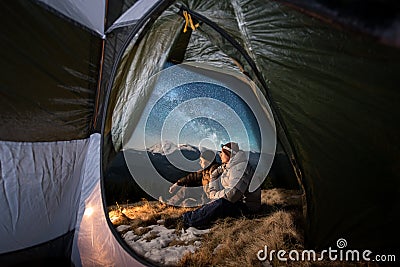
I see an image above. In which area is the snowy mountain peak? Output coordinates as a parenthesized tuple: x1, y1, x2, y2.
(177, 144, 199, 153)
(148, 140, 177, 155)
(148, 141, 199, 155)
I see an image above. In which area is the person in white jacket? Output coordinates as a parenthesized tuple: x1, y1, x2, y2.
(183, 142, 261, 229)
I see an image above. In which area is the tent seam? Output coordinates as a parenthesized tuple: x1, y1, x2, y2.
(231, 0, 259, 69)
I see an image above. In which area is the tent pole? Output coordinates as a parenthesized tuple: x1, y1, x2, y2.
(93, 38, 106, 131)
(92, 0, 109, 132)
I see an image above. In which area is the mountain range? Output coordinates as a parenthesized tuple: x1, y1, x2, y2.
(104, 141, 262, 203)
(147, 140, 199, 156)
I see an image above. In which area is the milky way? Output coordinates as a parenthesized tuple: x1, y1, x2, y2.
(144, 81, 261, 151)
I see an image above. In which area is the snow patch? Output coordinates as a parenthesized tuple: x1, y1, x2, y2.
(121, 224, 210, 266)
(116, 225, 130, 232)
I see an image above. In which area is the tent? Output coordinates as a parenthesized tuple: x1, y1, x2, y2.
(1, 0, 399, 266)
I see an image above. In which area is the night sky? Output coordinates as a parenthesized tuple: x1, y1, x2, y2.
(126, 63, 271, 153)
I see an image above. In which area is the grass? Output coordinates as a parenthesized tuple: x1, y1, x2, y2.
(108, 189, 385, 266)
(178, 208, 304, 267)
(108, 198, 194, 230)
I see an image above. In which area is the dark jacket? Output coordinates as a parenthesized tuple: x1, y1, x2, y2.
(176, 162, 220, 196)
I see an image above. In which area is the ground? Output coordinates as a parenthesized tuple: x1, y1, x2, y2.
(108, 189, 386, 266)
(108, 189, 309, 266)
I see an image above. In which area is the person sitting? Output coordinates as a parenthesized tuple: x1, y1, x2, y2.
(182, 142, 261, 228)
(167, 149, 220, 207)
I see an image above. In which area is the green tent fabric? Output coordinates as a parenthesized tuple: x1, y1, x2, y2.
(0, 1, 102, 141)
(0, 0, 399, 265)
(107, 1, 400, 252)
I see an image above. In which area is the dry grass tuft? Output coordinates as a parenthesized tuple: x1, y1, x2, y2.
(109, 199, 194, 229)
(168, 239, 193, 247)
(133, 226, 151, 236)
(178, 209, 305, 267)
(143, 231, 160, 242)
(261, 188, 303, 207)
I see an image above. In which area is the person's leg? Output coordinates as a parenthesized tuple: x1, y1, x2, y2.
(182, 198, 241, 229)
(169, 187, 205, 207)
(181, 188, 209, 207)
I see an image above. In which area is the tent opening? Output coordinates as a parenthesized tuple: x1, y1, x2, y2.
(101, 3, 303, 265)
(103, 62, 303, 265)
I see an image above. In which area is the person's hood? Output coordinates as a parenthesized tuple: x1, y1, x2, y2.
(227, 150, 248, 167)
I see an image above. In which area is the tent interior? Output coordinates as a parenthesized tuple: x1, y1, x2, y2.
(104, 0, 400, 253)
(0, 0, 399, 266)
